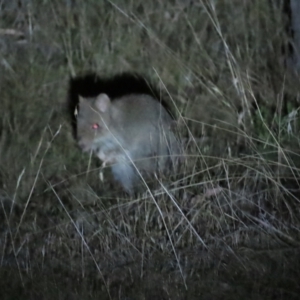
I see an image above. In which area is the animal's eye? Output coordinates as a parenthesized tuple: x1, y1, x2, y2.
(92, 123, 100, 130)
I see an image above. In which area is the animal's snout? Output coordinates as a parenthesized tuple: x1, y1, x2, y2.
(77, 138, 91, 152)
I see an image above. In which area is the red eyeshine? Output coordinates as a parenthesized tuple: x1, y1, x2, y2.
(92, 123, 99, 129)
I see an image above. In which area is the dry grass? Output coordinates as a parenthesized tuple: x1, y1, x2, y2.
(1, 0, 300, 299)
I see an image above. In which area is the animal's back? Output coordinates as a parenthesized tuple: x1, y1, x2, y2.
(110, 94, 180, 171)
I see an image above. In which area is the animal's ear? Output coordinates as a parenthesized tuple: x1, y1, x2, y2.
(95, 94, 111, 112)
(78, 95, 87, 104)
(76, 96, 87, 116)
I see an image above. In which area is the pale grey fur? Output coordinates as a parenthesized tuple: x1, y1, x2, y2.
(76, 93, 181, 194)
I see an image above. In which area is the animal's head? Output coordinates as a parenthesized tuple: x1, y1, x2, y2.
(76, 93, 112, 152)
